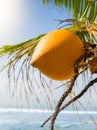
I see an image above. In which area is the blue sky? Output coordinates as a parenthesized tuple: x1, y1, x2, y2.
(0, 0, 71, 46)
(0, 0, 72, 108)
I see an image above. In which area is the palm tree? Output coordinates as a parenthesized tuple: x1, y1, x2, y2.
(0, 0, 97, 130)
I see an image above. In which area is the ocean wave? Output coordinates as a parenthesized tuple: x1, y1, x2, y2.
(0, 108, 97, 115)
(0, 119, 18, 124)
(60, 121, 93, 128)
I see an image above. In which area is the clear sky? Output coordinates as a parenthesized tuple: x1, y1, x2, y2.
(0, 0, 72, 108)
(0, 0, 96, 110)
(0, 0, 71, 46)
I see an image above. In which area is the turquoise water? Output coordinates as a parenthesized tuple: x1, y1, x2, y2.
(0, 109, 97, 130)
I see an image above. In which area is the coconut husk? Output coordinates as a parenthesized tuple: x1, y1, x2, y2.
(89, 61, 97, 74)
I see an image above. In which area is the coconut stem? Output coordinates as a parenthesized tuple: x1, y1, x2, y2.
(49, 75, 77, 130)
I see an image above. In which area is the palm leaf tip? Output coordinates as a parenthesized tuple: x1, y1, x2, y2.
(0, 34, 45, 57)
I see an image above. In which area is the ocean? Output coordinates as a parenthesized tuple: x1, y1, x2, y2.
(0, 108, 97, 130)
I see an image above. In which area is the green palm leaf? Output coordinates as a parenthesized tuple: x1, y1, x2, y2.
(42, 0, 97, 20)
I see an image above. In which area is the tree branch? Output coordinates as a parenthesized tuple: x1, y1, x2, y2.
(41, 77, 97, 128)
(49, 75, 77, 130)
(60, 77, 97, 111)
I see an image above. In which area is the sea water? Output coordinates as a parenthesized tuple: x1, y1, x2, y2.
(0, 108, 97, 130)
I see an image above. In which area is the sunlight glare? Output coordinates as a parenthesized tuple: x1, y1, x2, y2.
(0, 0, 24, 33)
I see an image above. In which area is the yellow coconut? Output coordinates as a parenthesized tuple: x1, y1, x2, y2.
(31, 29, 84, 80)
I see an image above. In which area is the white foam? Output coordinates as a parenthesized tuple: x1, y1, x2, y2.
(61, 121, 92, 128)
(0, 108, 96, 115)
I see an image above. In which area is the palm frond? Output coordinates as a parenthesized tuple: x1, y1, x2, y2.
(0, 34, 50, 107)
(42, 0, 97, 20)
(56, 18, 97, 43)
(0, 34, 45, 56)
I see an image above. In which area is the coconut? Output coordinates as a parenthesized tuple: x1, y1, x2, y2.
(31, 29, 84, 80)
